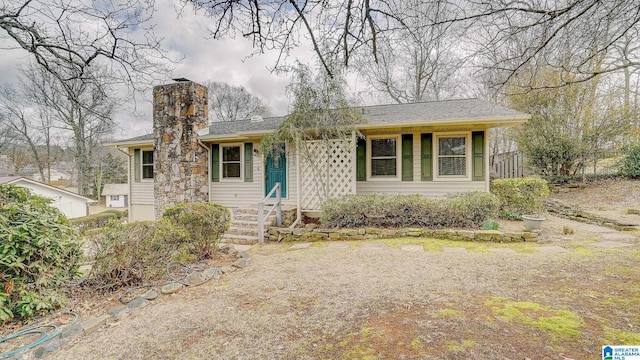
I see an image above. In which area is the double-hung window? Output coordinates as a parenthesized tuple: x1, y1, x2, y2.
(222, 145, 241, 179)
(437, 136, 467, 177)
(370, 137, 398, 177)
(142, 150, 154, 179)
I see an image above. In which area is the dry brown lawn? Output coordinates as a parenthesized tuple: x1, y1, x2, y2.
(32, 179, 640, 359)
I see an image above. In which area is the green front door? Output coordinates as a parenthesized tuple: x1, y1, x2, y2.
(265, 149, 287, 198)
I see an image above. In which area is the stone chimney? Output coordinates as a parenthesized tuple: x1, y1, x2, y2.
(153, 80, 209, 218)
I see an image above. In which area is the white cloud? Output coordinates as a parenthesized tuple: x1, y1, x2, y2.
(108, 0, 326, 139)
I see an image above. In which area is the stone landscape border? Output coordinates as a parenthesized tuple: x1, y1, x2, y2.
(267, 227, 538, 243)
(545, 200, 640, 231)
(22, 245, 250, 360)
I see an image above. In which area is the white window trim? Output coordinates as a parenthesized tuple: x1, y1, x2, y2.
(110, 195, 120, 201)
(433, 132, 472, 181)
(220, 143, 244, 181)
(141, 149, 154, 181)
(367, 134, 401, 181)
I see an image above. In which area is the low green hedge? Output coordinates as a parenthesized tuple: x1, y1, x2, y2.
(320, 191, 500, 229)
(491, 178, 550, 219)
(71, 210, 126, 234)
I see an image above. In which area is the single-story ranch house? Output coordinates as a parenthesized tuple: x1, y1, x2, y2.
(108, 80, 529, 226)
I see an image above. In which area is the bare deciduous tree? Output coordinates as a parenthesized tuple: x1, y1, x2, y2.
(1, 0, 169, 92)
(3, 63, 119, 194)
(354, 0, 470, 103)
(185, 0, 640, 89)
(205, 81, 272, 122)
(0, 77, 60, 182)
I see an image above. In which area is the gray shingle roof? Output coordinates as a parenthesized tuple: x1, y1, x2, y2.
(101, 183, 129, 196)
(109, 98, 528, 145)
(360, 98, 526, 125)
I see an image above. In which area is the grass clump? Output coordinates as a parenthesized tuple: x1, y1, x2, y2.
(321, 191, 500, 229)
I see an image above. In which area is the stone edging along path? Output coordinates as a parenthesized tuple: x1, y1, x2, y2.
(267, 227, 539, 243)
(17, 244, 251, 360)
(545, 199, 640, 231)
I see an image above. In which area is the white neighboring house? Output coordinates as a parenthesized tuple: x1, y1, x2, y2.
(0, 176, 96, 219)
(101, 183, 129, 208)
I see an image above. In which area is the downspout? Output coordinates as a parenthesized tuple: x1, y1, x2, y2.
(196, 137, 211, 203)
(116, 145, 132, 222)
(290, 145, 302, 228)
(196, 138, 208, 151)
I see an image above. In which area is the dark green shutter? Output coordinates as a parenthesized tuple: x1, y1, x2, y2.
(356, 138, 366, 181)
(134, 149, 141, 182)
(244, 143, 253, 182)
(401, 134, 413, 181)
(420, 134, 433, 181)
(472, 131, 485, 181)
(211, 144, 220, 182)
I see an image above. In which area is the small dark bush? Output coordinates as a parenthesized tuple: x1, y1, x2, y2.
(620, 143, 640, 178)
(320, 191, 500, 229)
(162, 202, 231, 259)
(0, 184, 83, 321)
(491, 178, 550, 219)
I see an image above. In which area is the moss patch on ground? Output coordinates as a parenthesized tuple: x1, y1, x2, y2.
(486, 297, 585, 340)
(605, 327, 640, 344)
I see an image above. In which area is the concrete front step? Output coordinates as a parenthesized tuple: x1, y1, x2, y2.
(232, 214, 277, 223)
(231, 206, 280, 215)
(231, 219, 275, 227)
(227, 226, 259, 237)
(220, 233, 260, 245)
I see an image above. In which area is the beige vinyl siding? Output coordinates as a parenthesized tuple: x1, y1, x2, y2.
(356, 180, 485, 197)
(129, 149, 155, 205)
(356, 131, 489, 196)
(210, 141, 297, 208)
(129, 204, 155, 221)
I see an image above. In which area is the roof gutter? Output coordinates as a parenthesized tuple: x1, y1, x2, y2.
(353, 115, 530, 130)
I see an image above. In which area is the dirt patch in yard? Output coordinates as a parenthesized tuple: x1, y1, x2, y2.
(41, 236, 640, 359)
(549, 178, 640, 227)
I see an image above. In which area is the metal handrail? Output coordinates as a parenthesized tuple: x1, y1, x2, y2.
(257, 182, 282, 243)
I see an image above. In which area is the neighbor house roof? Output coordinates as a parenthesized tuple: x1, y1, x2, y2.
(0, 176, 96, 202)
(107, 98, 529, 146)
(101, 183, 129, 196)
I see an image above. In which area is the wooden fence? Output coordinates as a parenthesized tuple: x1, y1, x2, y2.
(491, 152, 525, 179)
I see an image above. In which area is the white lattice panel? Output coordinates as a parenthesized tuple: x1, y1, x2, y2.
(300, 138, 355, 210)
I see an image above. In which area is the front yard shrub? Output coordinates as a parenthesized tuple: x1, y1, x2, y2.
(491, 178, 550, 219)
(620, 143, 640, 178)
(162, 202, 231, 259)
(88, 202, 231, 289)
(320, 191, 500, 229)
(0, 184, 83, 321)
(89, 221, 188, 288)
